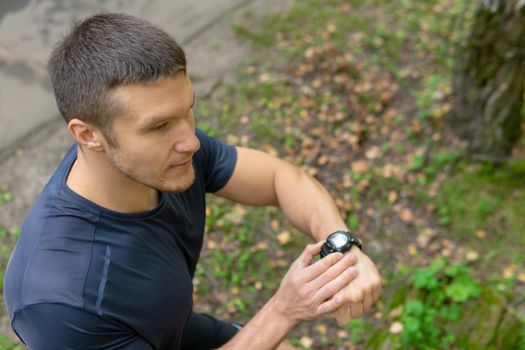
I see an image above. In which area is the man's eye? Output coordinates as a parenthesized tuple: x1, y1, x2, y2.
(151, 122, 168, 132)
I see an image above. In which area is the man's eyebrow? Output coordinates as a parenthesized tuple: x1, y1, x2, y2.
(141, 91, 196, 129)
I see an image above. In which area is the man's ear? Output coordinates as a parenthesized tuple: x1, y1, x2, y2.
(67, 118, 105, 151)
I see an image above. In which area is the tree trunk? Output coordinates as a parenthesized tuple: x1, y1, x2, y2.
(451, 0, 525, 160)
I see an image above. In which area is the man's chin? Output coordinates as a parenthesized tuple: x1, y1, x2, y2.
(158, 169, 196, 193)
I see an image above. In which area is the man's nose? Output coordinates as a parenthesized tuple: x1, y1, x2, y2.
(174, 127, 200, 154)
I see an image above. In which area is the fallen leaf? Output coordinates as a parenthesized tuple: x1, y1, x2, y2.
(316, 324, 327, 335)
(352, 160, 369, 174)
(277, 231, 291, 245)
(342, 175, 353, 188)
(256, 242, 269, 251)
(475, 230, 486, 238)
(390, 321, 404, 334)
(441, 247, 451, 257)
(503, 264, 517, 279)
(389, 306, 403, 318)
(300, 336, 314, 349)
(466, 250, 479, 261)
(388, 191, 398, 203)
(416, 228, 437, 248)
(240, 115, 250, 124)
(317, 155, 329, 166)
(337, 330, 348, 338)
(259, 73, 271, 82)
(207, 240, 219, 249)
(358, 179, 370, 193)
(365, 145, 382, 160)
(399, 208, 413, 223)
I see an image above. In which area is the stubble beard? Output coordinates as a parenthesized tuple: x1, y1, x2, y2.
(106, 149, 196, 194)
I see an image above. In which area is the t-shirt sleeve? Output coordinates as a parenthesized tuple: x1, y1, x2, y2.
(12, 303, 154, 350)
(195, 130, 237, 193)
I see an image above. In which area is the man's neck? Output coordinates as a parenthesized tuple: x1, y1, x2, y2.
(66, 146, 159, 213)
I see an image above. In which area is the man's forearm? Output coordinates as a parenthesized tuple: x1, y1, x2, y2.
(274, 164, 347, 241)
(219, 296, 295, 350)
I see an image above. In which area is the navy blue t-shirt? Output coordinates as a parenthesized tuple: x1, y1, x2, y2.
(3, 130, 237, 349)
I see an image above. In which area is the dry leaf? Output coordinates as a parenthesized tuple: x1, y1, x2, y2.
(388, 191, 398, 203)
(277, 231, 291, 245)
(207, 240, 218, 249)
(256, 242, 269, 251)
(343, 175, 353, 188)
(300, 336, 314, 349)
(365, 145, 382, 160)
(503, 264, 517, 279)
(337, 330, 348, 338)
(358, 179, 370, 193)
(352, 160, 369, 174)
(316, 324, 327, 335)
(475, 230, 486, 238)
(240, 115, 250, 124)
(466, 250, 479, 261)
(259, 73, 271, 82)
(389, 306, 403, 318)
(416, 228, 437, 248)
(441, 247, 451, 257)
(390, 321, 404, 334)
(317, 155, 329, 166)
(399, 208, 413, 222)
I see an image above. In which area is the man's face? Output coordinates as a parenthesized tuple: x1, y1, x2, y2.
(102, 71, 200, 193)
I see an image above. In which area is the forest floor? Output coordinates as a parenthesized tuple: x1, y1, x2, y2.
(190, 0, 525, 349)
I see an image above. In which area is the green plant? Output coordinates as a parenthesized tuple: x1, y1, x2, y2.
(369, 258, 482, 349)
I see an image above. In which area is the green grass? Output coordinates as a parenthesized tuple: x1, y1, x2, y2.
(437, 161, 525, 266)
(0, 334, 23, 350)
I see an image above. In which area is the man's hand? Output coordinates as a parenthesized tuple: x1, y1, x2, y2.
(332, 246, 382, 324)
(271, 241, 358, 325)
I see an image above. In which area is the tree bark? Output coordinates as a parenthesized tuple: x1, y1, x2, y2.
(451, 0, 525, 160)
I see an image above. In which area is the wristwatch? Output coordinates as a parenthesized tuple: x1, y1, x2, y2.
(320, 230, 362, 258)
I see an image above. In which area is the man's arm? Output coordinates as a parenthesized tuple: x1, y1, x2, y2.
(219, 242, 357, 350)
(216, 147, 382, 322)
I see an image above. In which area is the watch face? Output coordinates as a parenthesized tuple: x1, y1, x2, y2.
(328, 232, 348, 248)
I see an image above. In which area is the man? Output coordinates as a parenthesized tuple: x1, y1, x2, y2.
(3, 13, 381, 349)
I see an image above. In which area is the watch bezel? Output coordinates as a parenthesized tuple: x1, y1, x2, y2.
(320, 230, 362, 258)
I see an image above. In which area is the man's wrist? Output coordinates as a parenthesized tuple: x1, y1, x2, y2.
(312, 226, 349, 241)
(266, 295, 298, 333)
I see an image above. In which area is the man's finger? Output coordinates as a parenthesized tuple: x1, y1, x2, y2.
(312, 266, 357, 302)
(334, 305, 351, 326)
(297, 241, 325, 268)
(316, 294, 344, 315)
(350, 302, 363, 319)
(304, 252, 356, 285)
(372, 283, 382, 303)
(363, 289, 374, 312)
(300, 251, 345, 281)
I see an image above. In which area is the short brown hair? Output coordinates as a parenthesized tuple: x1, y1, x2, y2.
(48, 13, 187, 143)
